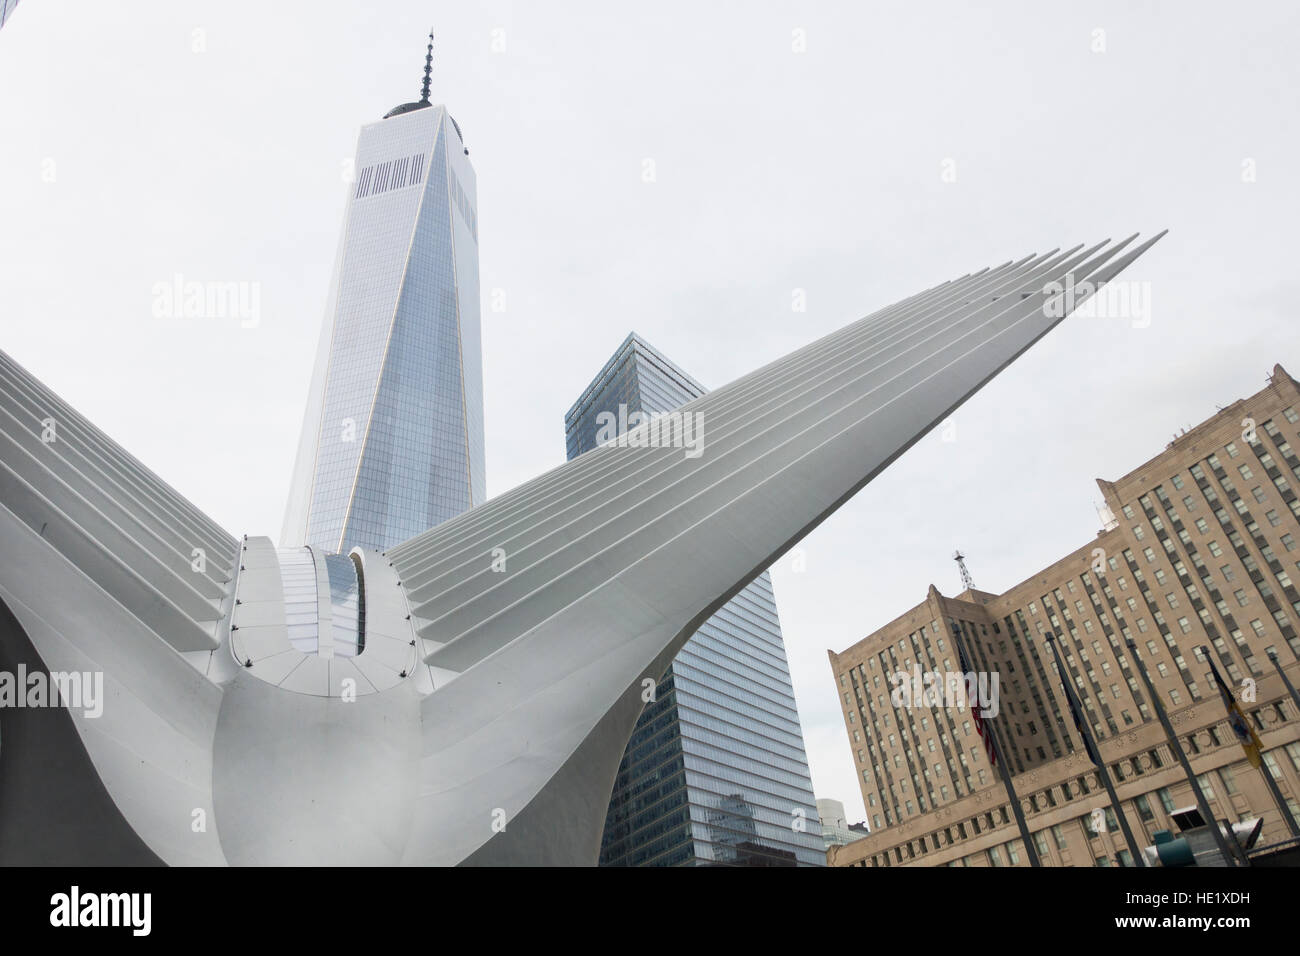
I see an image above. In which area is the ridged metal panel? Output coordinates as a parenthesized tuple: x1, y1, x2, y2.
(0, 349, 238, 651)
(391, 235, 1163, 672)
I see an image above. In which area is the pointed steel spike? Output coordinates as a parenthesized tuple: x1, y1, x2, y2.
(420, 29, 435, 104)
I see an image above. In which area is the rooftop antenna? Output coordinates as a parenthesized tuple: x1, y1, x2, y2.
(420, 29, 434, 105)
(953, 550, 976, 592)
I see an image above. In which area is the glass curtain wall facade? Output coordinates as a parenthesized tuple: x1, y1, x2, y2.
(565, 333, 824, 866)
(282, 103, 485, 554)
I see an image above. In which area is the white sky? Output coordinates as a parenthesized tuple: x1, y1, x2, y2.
(2, 1, 1297, 825)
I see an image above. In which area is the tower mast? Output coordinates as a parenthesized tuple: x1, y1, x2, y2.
(420, 29, 434, 104)
(953, 550, 976, 592)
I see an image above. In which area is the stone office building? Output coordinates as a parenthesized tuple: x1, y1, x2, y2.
(828, 365, 1300, 866)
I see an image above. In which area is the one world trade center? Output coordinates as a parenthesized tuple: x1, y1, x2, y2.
(283, 32, 485, 554)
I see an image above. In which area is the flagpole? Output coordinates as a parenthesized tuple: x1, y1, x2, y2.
(1266, 648, 1300, 716)
(949, 621, 1041, 866)
(1124, 638, 1239, 866)
(1199, 647, 1300, 839)
(1045, 633, 1145, 865)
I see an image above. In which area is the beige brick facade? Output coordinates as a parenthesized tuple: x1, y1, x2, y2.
(828, 364, 1300, 866)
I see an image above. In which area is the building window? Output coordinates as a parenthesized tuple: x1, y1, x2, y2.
(1219, 766, 1239, 795)
(1052, 824, 1068, 849)
(1136, 795, 1155, 821)
(1197, 773, 1216, 801)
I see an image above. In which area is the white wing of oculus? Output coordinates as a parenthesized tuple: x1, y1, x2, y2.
(0, 234, 1163, 865)
(0, 350, 238, 650)
(389, 232, 1166, 864)
(0, 349, 238, 864)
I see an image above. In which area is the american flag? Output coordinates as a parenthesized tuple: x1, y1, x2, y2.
(971, 691, 998, 767)
(1063, 676, 1103, 768)
(953, 622, 997, 767)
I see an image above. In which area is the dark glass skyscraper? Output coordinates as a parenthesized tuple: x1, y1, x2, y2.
(565, 333, 824, 866)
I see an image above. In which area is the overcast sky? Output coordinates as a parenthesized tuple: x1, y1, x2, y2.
(2, 0, 1297, 825)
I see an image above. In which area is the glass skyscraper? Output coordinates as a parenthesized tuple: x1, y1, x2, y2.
(283, 54, 484, 554)
(0, 0, 19, 32)
(566, 333, 824, 866)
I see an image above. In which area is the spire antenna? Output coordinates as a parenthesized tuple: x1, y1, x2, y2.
(420, 29, 434, 104)
(953, 550, 976, 592)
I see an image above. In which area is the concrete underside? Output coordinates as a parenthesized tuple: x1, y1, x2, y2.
(0, 597, 162, 866)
